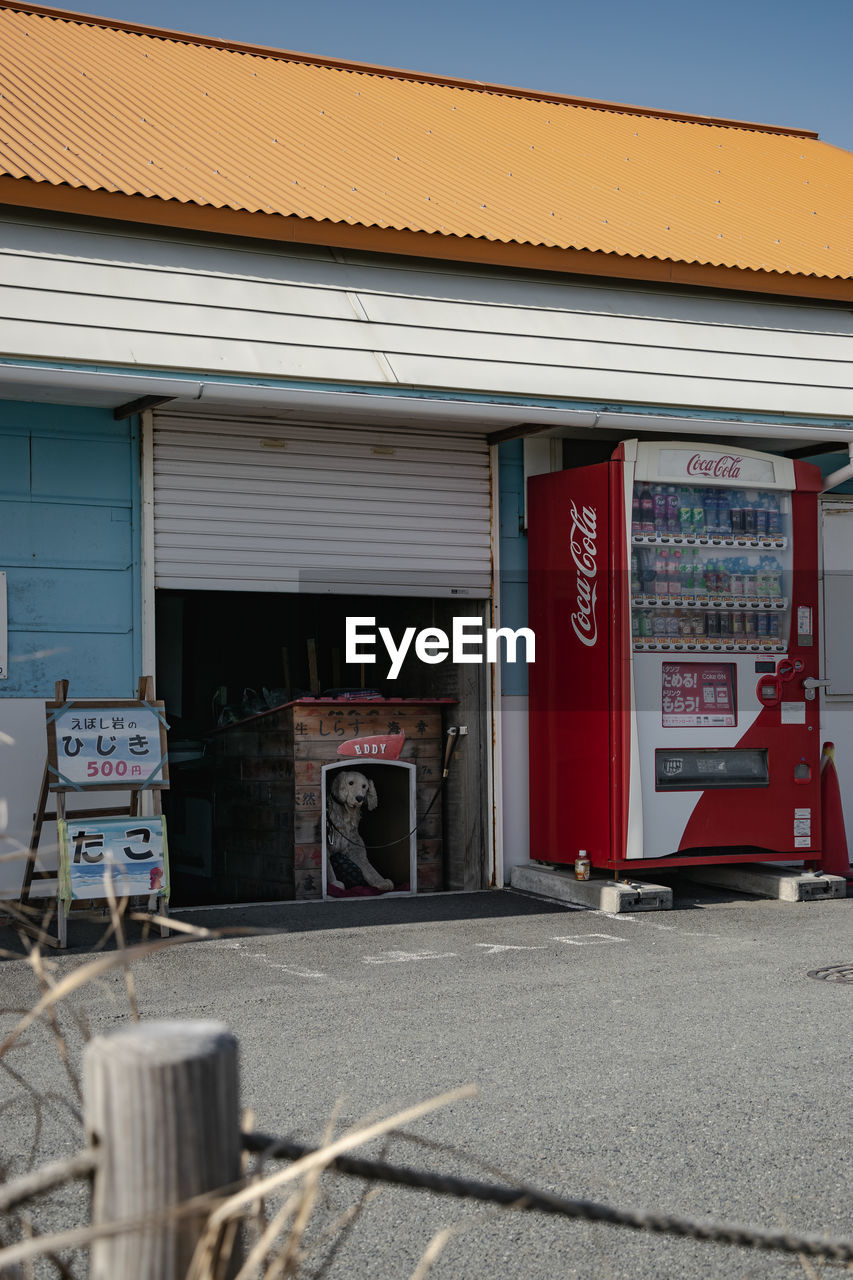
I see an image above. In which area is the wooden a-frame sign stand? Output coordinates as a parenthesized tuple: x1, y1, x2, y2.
(19, 676, 170, 949)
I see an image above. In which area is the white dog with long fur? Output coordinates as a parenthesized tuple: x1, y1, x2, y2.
(326, 770, 394, 892)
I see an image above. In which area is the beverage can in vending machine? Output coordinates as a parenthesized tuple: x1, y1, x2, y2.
(653, 611, 667, 637)
(744, 613, 757, 638)
(731, 611, 744, 637)
(692, 494, 706, 535)
(631, 493, 641, 536)
(743, 495, 757, 535)
(666, 614, 681, 639)
(692, 611, 706, 639)
(666, 487, 680, 534)
(769, 614, 781, 639)
(756, 613, 769, 637)
(639, 610, 652, 637)
(706, 611, 720, 639)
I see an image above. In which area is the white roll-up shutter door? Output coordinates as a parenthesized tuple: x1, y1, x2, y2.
(152, 412, 492, 597)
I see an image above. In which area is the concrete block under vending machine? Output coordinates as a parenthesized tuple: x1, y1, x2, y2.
(510, 863, 673, 912)
(683, 864, 846, 902)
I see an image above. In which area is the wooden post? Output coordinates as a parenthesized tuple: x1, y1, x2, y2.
(84, 1021, 241, 1280)
(307, 638, 320, 696)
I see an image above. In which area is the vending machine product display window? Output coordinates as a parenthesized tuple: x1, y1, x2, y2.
(631, 479, 790, 655)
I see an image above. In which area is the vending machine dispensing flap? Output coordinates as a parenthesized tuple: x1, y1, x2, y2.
(655, 748, 770, 790)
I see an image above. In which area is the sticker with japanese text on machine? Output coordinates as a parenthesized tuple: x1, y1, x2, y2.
(662, 662, 737, 728)
(58, 816, 169, 907)
(46, 701, 169, 790)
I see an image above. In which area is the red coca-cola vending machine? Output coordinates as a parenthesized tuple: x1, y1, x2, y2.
(528, 439, 824, 870)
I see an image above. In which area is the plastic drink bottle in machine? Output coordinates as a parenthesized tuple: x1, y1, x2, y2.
(678, 489, 693, 535)
(653, 486, 667, 534)
(639, 485, 654, 535)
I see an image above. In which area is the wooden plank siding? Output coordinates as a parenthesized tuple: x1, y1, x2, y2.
(1, 215, 852, 418)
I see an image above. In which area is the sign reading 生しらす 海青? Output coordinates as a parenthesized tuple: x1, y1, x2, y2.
(45, 701, 169, 790)
(58, 816, 169, 906)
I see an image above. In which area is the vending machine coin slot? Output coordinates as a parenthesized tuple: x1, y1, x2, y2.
(756, 675, 781, 707)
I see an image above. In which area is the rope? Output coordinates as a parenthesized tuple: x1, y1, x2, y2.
(6, 1137, 852, 1264)
(326, 728, 460, 853)
(242, 1130, 853, 1264)
(326, 780, 442, 853)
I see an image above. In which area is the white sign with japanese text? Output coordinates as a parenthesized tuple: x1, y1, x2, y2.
(47, 702, 168, 789)
(58, 815, 169, 905)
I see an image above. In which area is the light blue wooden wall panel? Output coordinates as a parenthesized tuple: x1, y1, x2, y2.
(31, 436, 132, 504)
(0, 502, 132, 567)
(0, 433, 30, 496)
(6, 632, 135, 698)
(0, 400, 140, 698)
(7, 568, 133, 632)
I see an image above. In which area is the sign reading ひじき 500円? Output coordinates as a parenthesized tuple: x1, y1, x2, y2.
(45, 700, 169, 790)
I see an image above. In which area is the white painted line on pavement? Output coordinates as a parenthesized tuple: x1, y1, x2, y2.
(363, 949, 457, 964)
(553, 933, 627, 945)
(602, 912, 721, 938)
(251, 953, 326, 979)
(473, 943, 547, 954)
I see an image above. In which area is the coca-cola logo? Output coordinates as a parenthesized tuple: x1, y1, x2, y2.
(686, 452, 743, 480)
(569, 501, 598, 648)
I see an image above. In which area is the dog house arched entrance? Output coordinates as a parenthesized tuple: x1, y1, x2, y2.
(322, 759, 417, 898)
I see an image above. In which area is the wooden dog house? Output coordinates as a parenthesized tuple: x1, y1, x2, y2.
(205, 699, 453, 901)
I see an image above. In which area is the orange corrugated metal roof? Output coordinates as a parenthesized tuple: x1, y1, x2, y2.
(1, 2, 852, 283)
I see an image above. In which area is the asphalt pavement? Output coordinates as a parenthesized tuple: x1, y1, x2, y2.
(1, 881, 851, 1278)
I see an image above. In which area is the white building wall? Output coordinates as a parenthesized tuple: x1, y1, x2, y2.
(1, 214, 853, 418)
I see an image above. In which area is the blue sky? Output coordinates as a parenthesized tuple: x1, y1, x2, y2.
(56, 0, 853, 153)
